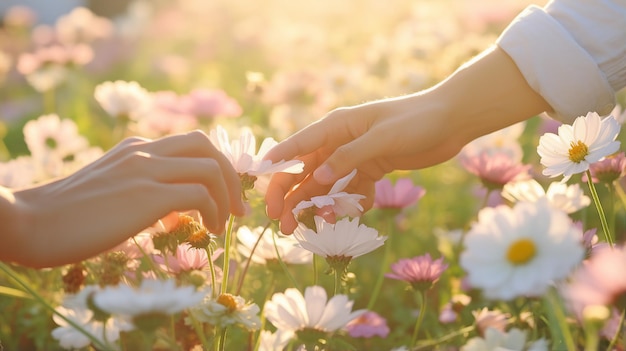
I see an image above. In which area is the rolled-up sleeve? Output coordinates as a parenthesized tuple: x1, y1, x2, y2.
(496, 0, 626, 123)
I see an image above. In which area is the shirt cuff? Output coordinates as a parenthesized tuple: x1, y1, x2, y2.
(496, 5, 615, 124)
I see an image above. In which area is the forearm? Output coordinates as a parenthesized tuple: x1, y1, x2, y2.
(429, 45, 551, 146)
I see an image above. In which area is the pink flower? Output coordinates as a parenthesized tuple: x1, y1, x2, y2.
(584, 152, 626, 184)
(345, 311, 390, 338)
(562, 245, 626, 320)
(472, 308, 510, 336)
(459, 149, 531, 190)
(386, 253, 448, 290)
(186, 88, 242, 119)
(373, 178, 425, 210)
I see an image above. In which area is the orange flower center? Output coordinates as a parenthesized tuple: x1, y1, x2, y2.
(506, 238, 536, 265)
(568, 140, 589, 163)
(217, 293, 238, 311)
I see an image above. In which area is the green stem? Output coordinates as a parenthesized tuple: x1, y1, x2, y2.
(586, 170, 614, 247)
(367, 216, 394, 310)
(333, 269, 341, 296)
(607, 309, 625, 351)
(216, 326, 228, 351)
(236, 222, 271, 295)
(312, 254, 318, 286)
(43, 88, 56, 113)
(273, 231, 301, 291)
(205, 245, 217, 298)
(188, 313, 212, 351)
(221, 214, 236, 294)
(410, 291, 427, 349)
(545, 287, 576, 351)
(0, 263, 110, 350)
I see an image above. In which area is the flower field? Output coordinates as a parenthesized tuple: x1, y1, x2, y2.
(1, 1, 626, 350)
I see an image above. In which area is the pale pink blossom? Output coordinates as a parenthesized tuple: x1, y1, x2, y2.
(345, 311, 390, 338)
(186, 88, 242, 119)
(373, 178, 425, 209)
(584, 152, 626, 183)
(460, 149, 531, 189)
(472, 308, 510, 336)
(386, 253, 448, 290)
(55, 7, 113, 44)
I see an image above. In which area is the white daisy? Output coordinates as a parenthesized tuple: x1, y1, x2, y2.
(93, 279, 205, 328)
(502, 179, 590, 214)
(94, 80, 152, 119)
(236, 225, 313, 265)
(264, 285, 366, 333)
(257, 330, 294, 351)
(23, 114, 89, 161)
(460, 199, 584, 301)
(293, 216, 386, 260)
(209, 124, 303, 177)
(461, 327, 548, 351)
(292, 169, 365, 220)
(188, 293, 261, 330)
(537, 112, 621, 179)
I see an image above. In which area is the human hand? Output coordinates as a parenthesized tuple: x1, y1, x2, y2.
(4, 130, 246, 268)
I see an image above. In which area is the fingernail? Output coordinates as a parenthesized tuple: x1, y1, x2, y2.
(313, 164, 334, 184)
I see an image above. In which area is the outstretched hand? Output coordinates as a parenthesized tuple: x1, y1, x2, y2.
(1, 130, 246, 268)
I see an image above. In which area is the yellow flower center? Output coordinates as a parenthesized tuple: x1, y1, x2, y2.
(568, 140, 589, 163)
(506, 238, 536, 265)
(217, 293, 238, 311)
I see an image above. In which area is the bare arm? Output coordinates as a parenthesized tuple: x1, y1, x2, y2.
(0, 130, 246, 268)
(264, 46, 551, 234)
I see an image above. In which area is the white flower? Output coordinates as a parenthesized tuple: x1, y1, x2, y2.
(237, 225, 312, 265)
(294, 216, 386, 259)
(257, 330, 294, 351)
(292, 169, 365, 219)
(94, 80, 152, 119)
(460, 199, 584, 300)
(502, 179, 590, 214)
(461, 327, 548, 351)
(189, 293, 261, 330)
(209, 124, 304, 176)
(537, 112, 621, 180)
(52, 285, 132, 350)
(93, 279, 204, 318)
(52, 306, 131, 350)
(264, 286, 366, 333)
(460, 122, 526, 162)
(23, 114, 89, 161)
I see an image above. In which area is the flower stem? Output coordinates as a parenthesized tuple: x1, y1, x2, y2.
(607, 309, 625, 351)
(410, 290, 426, 349)
(216, 326, 228, 351)
(221, 214, 236, 294)
(333, 269, 341, 296)
(236, 222, 271, 296)
(272, 230, 301, 291)
(0, 263, 110, 350)
(367, 216, 394, 310)
(206, 245, 217, 298)
(586, 170, 614, 247)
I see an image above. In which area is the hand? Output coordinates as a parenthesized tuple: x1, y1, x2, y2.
(2, 130, 246, 268)
(264, 46, 550, 234)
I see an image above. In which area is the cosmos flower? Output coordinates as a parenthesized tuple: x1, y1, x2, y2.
(345, 311, 390, 338)
(561, 245, 626, 320)
(461, 327, 548, 351)
(459, 149, 531, 190)
(502, 179, 590, 214)
(93, 279, 205, 329)
(264, 285, 366, 333)
(585, 151, 626, 184)
(373, 177, 426, 210)
(189, 293, 261, 330)
(472, 308, 510, 336)
(537, 112, 621, 180)
(292, 169, 365, 221)
(257, 330, 294, 351)
(293, 216, 386, 260)
(23, 114, 89, 161)
(94, 80, 152, 119)
(236, 225, 312, 265)
(386, 253, 448, 291)
(460, 199, 584, 300)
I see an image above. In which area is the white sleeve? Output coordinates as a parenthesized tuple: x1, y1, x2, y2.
(496, 0, 626, 124)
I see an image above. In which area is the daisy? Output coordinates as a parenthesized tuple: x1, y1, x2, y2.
(209, 124, 304, 177)
(189, 293, 261, 330)
(373, 177, 426, 210)
(460, 199, 584, 301)
(293, 216, 386, 262)
(264, 285, 366, 333)
(23, 114, 89, 162)
(459, 122, 526, 162)
(55, 7, 112, 44)
(385, 253, 448, 291)
(93, 279, 205, 331)
(257, 330, 294, 351)
(461, 327, 548, 351)
(236, 225, 312, 265)
(292, 169, 366, 222)
(94, 80, 152, 119)
(537, 112, 621, 179)
(502, 179, 590, 214)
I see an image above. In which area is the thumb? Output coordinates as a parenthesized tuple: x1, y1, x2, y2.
(312, 134, 379, 184)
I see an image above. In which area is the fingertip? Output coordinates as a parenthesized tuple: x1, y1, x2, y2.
(313, 164, 335, 185)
